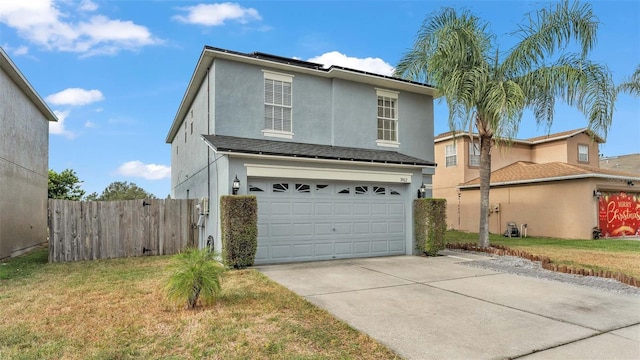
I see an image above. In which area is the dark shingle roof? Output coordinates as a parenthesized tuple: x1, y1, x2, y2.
(202, 135, 436, 167)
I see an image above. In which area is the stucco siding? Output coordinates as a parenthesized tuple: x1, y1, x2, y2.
(0, 66, 49, 259)
(566, 133, 599, 166)
(492, 142, 532, 170)
(531, 140, 568, 164)
(171, 70, 211, 199)
(397, 90, 434, 160)
(208, 59, 435, 159)
(212, 59, 335, 144)
(459, 180, 598, 239)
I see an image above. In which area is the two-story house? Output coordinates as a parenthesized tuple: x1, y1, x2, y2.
(434, 129, 640, 239)
(0, 47, 57, 260)
(166, 46, 437, 264)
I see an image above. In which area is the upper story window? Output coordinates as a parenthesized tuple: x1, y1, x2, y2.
(445, 143, 457, 167)
(263, 70, 293, 139)
(376, 89, 399, 148)
(578, 144, 589, 162)
(469, 141, 480, 167)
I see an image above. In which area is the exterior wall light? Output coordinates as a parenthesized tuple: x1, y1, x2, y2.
(417, 183, 427, 198)
(593, 190, 602, 198)
(232, 175, 240, 195)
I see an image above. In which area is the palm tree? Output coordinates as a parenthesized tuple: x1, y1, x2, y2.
(165, 248, 225, 309)
(619, 65, 640, 96)
(395, 1, 615, 247)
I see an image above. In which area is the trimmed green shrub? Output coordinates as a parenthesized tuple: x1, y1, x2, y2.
(414, 198, 447, 256)
(220, 195, 258, 268)
(165, 248, 225, 309)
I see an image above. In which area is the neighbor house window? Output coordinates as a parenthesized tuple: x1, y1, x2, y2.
(445, 143, 457, 167)
(578, 144, 589, 162)
(263, 71, 293, 138)
(376, 88, 399, 147)
(469, 141, 480, 167)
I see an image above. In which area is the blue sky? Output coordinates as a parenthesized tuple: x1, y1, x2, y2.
(1, 0, 638, 198)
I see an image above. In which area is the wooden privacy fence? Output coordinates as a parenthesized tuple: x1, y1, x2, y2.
(49, 199, 198, 262)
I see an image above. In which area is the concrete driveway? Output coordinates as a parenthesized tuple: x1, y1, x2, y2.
(257, 252, 640, 360)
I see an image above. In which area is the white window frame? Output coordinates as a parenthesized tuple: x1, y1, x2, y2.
(578, 144, 589, 162)
(445, 143, 457, 167)
(263, 70, 294, 139)
(469, 141, 480, 167)
(376, 88, 400, 148)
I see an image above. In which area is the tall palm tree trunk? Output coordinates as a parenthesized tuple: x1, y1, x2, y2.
(478, 134, 492, 247)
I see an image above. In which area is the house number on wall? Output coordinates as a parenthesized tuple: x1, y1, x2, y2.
(400, 177, 408, 183)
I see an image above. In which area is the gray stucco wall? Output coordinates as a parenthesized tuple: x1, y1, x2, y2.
(0, 67, 49, 259)
(210, 59, 435, 161)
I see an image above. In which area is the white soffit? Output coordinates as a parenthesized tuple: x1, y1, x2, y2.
(245, 163, 413, 184)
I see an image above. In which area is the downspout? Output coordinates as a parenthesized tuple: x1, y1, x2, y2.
(207, 67, 211, 212)
(331, 79, 335, 146)
(206, 66, 211, 250)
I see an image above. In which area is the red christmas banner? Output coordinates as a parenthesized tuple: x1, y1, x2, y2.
(598, 191, 640, 238)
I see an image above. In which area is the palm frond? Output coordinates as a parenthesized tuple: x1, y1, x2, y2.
(618, 64, 640, 96)
(395, 7, 493, 131)
(502, 0, 598, 77)
(514, 55, 615, 139)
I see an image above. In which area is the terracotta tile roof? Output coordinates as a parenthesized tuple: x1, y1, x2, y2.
(460, 161, 640, 188)
(435, 128, 604, 144)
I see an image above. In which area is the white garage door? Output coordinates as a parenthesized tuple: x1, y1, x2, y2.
(249, 178, 407, 264)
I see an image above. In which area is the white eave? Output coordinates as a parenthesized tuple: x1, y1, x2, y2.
(0, 47, 57, 122)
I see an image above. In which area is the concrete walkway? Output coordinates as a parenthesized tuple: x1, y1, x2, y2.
(257, 252, 640, 360)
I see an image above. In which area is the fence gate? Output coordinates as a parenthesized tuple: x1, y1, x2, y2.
(48, 199, 198, 262)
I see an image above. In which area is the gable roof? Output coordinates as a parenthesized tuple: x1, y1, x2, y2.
(0, 47, 57, 122)
(459, 161, 640, 188)
(202, 135, 436, 167)
(166, 46, 436, 143)
(435, 128, 604, 145)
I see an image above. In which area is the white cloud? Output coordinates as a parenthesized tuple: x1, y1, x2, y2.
(0, 0, 160, 56)
(116, 161, 171, 180)
(173, 2, 261, 26)
(13, 45, 29, 55)
(46, 88, 104, 106)
(49, 110, 76, 139)
(84, 120, 97, 128)
(307, 51, 395, 76)
(79, 0, 98, 12)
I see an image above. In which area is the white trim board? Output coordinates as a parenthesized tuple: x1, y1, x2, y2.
(245, 163, 414, 183)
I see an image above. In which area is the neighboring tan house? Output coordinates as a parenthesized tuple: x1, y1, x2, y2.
(0, 48, 57, 260)
(166, 46, 437, 264)
(434, 129, 640, 239)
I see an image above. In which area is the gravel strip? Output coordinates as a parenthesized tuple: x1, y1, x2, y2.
(452, 251, 640, 297)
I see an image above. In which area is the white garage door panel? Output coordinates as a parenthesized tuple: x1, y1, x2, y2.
(250, 179, 407, 264)
(334, 242, 352, 254)
(354, 242, 371, 254)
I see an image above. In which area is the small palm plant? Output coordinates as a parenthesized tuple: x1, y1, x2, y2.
(165, 247, 225, 309)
